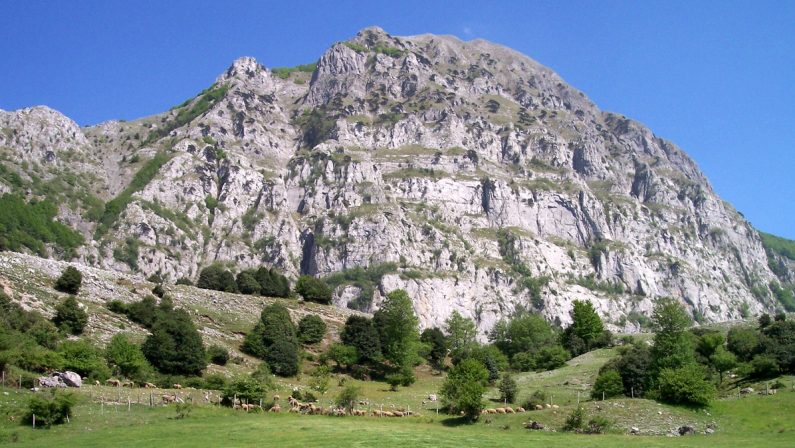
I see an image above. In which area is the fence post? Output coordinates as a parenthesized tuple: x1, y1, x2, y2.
(32, 414, 35, 429)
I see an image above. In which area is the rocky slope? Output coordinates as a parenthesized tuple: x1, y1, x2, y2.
(0, 27, 784, 335)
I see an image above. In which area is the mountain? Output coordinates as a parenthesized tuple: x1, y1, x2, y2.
(0, 27, 788, 334)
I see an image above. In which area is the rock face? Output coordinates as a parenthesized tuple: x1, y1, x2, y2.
(0, 27, 784, 335)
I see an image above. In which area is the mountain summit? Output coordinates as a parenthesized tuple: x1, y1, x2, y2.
(0, 28, 785, 334)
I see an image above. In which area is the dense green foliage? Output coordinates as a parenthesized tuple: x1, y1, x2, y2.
(420, 327, 447, 371)
(651, 297, 694, 372)
(445, 311, 478, 363)
(97, 152, 173, 236)
(340, 316, 382, 363)
(52, 296, 88, 335)
(562, 300, 610, 356)
(241, 304, 299, 376)
(255, 267, 291, 298)
(657, 363, 716, 406)
(105, 334, 150, 379)
(294, 108, 336, 149)
(207, 345, 229, 366)
(336, 385, 361, 414)
(324, 263, 397, 311)
(373, 290, 420, 376)
(25, 390, 77, 428)
(221, 376, 270, 406)
(235, 270, 261, 295)
(0, 194, 83, 257)
(57, 340, 111, 380)
(53, 268, 81, 293)
(297, 314, 326, 345)
(440, 358, 489, 421)
(295, 275, 332, 304)
(591, 369, 624, 399)
(498, 373, 518, 403)
(0, 292, 64, 373)
(196, 265, 237, 293)
(142, 306, 206, 376)
(265, 340, 300, 377)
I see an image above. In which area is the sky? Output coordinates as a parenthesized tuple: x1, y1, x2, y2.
(1, 0, 793, 238)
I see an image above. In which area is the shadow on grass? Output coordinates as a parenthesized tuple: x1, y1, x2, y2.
(440, 416, 476, 427)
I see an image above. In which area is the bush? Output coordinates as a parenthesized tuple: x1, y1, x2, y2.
(591, 369, 624, 399)
(175, 277, 193, 286)
(325, 343, 359, 369)
(126, 296, 158, 328)
(105, 334, 150, 379)
(420, 327, 447, 370)
(207, 345, 230, 366)
(151, 284, 165, 298)
(235, 270, 261, 295)
(142, 308, 206, 375)
(54, 266, 82, 294)
(0, 194, 83, 257)
(297, 314, 326, 345)
(241, 303, 297, 359)
(265, 341, 299, 377)
(203, 373, 228, 390)
(534, 345, 570, 371)
(57, 340, 111, 380)
(222, 376, 269, 406)
(498, 374, 518, 403)
(440, 358, 489, 422)
(585, 416, 612, 434)
(751, 354, 780, 378)
(256, 267, 291, 298)
(336, 385, 360, 414)
(25, 390, 77, 428)
(196, 265, 237, 293)
(562, 406, 586, 432)
(522, 390, 548, 410)
(510, 351, 535, 372)
(295, 275, 332, 304)
(250, 362, 275, 389)
(340, 315, 381, 363)
(657, 364, 715, 407)
(52, 296, 88, 335)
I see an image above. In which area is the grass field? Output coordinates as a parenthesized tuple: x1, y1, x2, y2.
(2, 353, 795, 447)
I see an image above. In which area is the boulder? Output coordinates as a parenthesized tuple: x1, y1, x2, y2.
(38, 375, 66, 388)
(60, 371, 82, 387)
(678, 426, 696, 436)
(630, 427, 640, 435)
(525, 421, 545, 430)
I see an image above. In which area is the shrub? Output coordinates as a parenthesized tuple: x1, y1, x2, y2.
(585, 415, 612, 434)
(340, 315, 381, 363)
(142, 308, 206, 375)
(57, 340, 111, 380)
(657, 364, 715, 406)
(203, 373, 228, 390)
(325, 343, 359, 369)
(250, 362, 275, 389)
(151, 284, 165, 298)
(420, 327, 447, 370)
(235, 270, 261, 295)
(498, 374, 518, 403)
(751, 354, 780, 378)
(54, 266, 82, 295)
(440, 358, 489, 421)
(105, 334, 150, 379)
(175, 277, 193, 286)
(52, 296, 88, 335)
(256, 267, 290, 298)
(25, 390, 77, 428)
(241, 303, 297, 359)
(265, 341, 299, 377)
(591, 369, 624, 399)
(207, 345, 230, 366)
(0, 194, 83, 257)
(197, 265, 237, 293)
(336, 385, 360, 414)
(510, 351, 535, 372)
(295, 275, 332, 304)
(297, 314, 326, 345)
(222, 376, 269, 406)
(126, 296, 158, 328)
(522, 390, 547, 410)
(562, 406, 586, 432)
(534, 345, 570, 371)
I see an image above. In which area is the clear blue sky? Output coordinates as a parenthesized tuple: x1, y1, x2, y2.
(1, 1, 793, 239)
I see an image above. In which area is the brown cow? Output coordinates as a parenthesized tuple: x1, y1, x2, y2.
(144, 382, 157, 389)
(105, 379, 122, 387)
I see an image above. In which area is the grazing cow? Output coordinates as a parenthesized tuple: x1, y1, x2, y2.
(382, 411, 394, 417)
(535, 405, 544, 411)
(269, 404, 281, 413)
(372, 410, 383, 417)
(486, 409, 497, 414)
(551, 405, 559, 409)
(495, 408, 506, 414)
(173, 384, 183, 390)
(516, 407, 526, 413)
(505, 407, 515, 413)
(106, 379, 122, 387)
(162, 394, 177, 404)
(121, 380, 135, 388)
(144, 382, 157, 389)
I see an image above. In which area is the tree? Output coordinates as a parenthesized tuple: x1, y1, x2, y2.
(53, 296, 88, 335)
(610, 343, 653, 397)
(265, 340, 299, 377)
(235, 270, 261, 295)
(142, 308, 206, 375)
(222, 376, 270, 406)
(489, 312, 557, 359)
(336, 385, 360, 414)
(440, 358, 489, 421)
(445, 311, 478, 363)
(297, 314, 326, 345)
(651, 297, 694, 372)
(207, 345, 230, 365)
(196, 265, 237, 292)
(695, 332, 725, 362)
(105, 333, 150, 379)
(591, 369, 624, 399)
(498, 374, 518, 403)
(309, 365, 331, 394)
(727, 326, 759, 362)
(657, 364, 716, 407)
(710, 347, 737, 383)
(340, 315, 382, 363)
(373, 289, 420, 371)
(257, 267, 290, 298)
(242, 303, 298, 358)
(325, 343, 359, 370)
(563, 300, 605, 355)
(295, 275, 332, 304)
(54, 266, 82, 295)
(58, 340, 111, 379)
(420, 327, 447, 370)
(534, 345, 571, 371)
